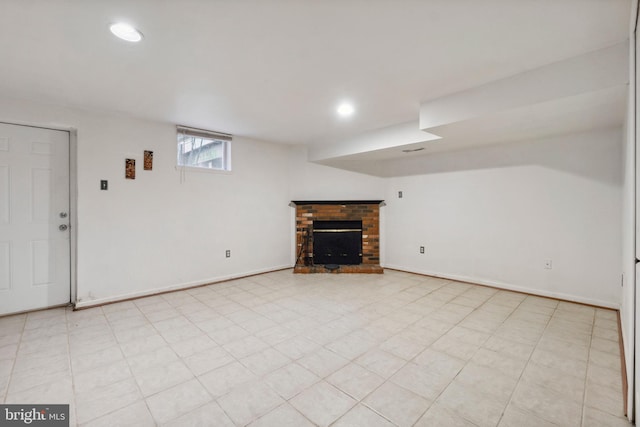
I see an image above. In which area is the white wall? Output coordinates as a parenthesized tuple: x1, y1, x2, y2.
(622, 14, 636, 419)
(0, 96, 293, 306)
(622, 93, 636, 421)
(289, 146, 386, 200)
(384, 129, 623, 307)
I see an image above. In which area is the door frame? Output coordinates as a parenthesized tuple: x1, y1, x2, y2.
(0, 120, 78, 311)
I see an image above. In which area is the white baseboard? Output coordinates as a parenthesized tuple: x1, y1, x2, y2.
(383, 264, 619, 310)
(74, 264, 293, 309)
(75, 263, 619, 311)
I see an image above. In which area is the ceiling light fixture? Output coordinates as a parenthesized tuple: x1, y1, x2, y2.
(110, 23, 143, 42)
(402, 147, 425, 153)
(336, 102, 355, 117)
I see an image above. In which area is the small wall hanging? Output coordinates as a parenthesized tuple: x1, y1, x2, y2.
(144, 150, 153, 171)
(125, 158, 136, 179)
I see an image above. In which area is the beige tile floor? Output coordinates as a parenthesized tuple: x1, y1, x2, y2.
(0, 269, 631, 426)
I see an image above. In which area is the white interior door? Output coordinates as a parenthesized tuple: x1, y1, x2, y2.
(0, 122, 70, 315)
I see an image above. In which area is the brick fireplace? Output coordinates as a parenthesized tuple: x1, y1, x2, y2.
(292, 200, 384, 274)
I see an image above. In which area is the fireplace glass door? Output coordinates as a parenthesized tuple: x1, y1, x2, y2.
(313, 220, 362, 265)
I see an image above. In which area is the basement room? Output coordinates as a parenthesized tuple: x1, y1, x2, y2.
(0, 1, 637, 426)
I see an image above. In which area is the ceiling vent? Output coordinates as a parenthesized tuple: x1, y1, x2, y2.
(401, 147, 425, 153)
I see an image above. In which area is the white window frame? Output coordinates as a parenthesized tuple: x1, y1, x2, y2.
(176, 125, 232, 172)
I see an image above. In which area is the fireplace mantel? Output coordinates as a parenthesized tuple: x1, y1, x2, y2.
(291, 200, 384, 206)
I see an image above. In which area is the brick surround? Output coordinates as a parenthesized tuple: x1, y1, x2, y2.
(292, 201, 383, 274)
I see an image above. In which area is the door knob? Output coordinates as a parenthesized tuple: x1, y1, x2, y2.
(59, 224, 68, 231)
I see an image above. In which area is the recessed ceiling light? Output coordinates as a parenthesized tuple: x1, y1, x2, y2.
(110, 23, 143, 42)
(336, 102, 355, 117)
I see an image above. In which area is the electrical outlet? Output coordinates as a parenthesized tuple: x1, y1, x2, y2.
(225, 250, 231, 258)
(544, 259, 552, 269)
(420, 246, 425, 254)
(398, 191, 403, 198)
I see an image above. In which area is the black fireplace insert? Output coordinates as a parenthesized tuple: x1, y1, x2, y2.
(313, 220, 362, 265)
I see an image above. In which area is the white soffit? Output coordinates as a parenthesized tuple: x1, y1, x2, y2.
(423, 85, 627, 154)
(311, 41, 628, 171)
(308, 121, 440, 162)
(419, 42, 628, 131)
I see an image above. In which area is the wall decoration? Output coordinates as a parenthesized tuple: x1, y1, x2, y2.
(125, 158, 136, 179)
(144, 150, 153, 171)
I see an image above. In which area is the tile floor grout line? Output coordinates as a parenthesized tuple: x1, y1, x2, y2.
(166, 276, 331, 426)
(490, 295, 555, 426)
(238, 276, 420, 426)
(406, 285, 523, 427)
(74, 305, 148, 425)
(497, 301, 594, 427)
(144, 293, 232, 427)
(328, 279, 498, 426)
(64, 307, 79, 426)
(2, 311, 26, 404)
(579, 312, 596, 427)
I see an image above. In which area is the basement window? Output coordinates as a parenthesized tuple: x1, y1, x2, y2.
(177, 126, 232, 171)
